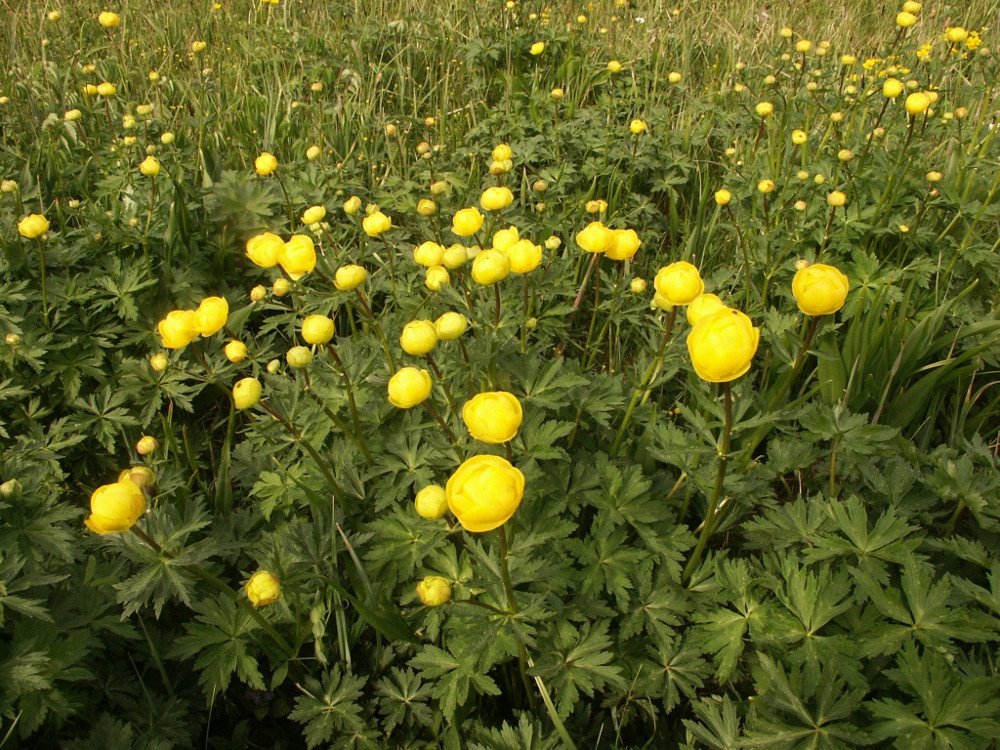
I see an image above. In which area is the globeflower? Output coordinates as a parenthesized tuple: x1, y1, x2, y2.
(896, 11, 917, 28)
(714, 189, 732, 206)
(629, 119, 648, 134)
(471, 249, 510, 285)
(463, 391, 523, 444)
(301, 205, 326, 225)
(792, 263, 849, 316)
(225, 340, 248, 362)
(246, 571, 281, 606)
(400, 320, 438, 355)
(233, 377, 262, 409)
(434, 312, 468, 340)
(98, 11, 120, 27)
(686, 293, 727, 325)
(194, 296, 229, 336)
(301, 314, 335, 344)
(415, 486, 449, 520)
(245, 232, 284, 268)
(334, 264, 368, 291)
(417, 199, 436, 216)
(905, 92, 930, 115)
(492, 226, 520, 252)
(279, 234, 316, 279)
(827, 191, 847, 207)
(425, 265, 450, 291)
(413, 241, 445, 267)
(255, 152, 278, 175)
(480, 186, 514, 211)
(84, 479, 146, 534)
(416, 576, 451, 606)
(576, 221, 616, 254)
(446, 455, 524, 532)
(606, 229, 641, 261)
(755, 101, 774, 117)
(388, 367, 432, 409)
(654, 261, 705, 305)
(362, 211, 392, 237)
(139, 156, 160, 177)
(883, 78, 903, 98)
(17, 214, 49, 239)
(343, 195, 362, 215)
(452, 207, 484, 237)
(504, 239, 543, 273)
(686, 309, 760, 382)
(158, 309, 198, 349)
(530, 42, 545, 55)
(97, 82, 116, 97)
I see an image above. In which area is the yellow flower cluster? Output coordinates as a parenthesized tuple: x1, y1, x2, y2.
(157, 296, 229, 349)
(245, 232, 317, 279)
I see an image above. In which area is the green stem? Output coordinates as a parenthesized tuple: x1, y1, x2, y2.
(259, 401, 345, 500)
(323, 344, 373, 464)
(34, 237, 48, 328)
(353, 289, 395, 371)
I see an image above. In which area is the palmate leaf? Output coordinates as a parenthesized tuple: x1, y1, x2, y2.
(566, 526, 646, 610)
(409, 643, 500, 722)
(868, 644, 1000, 748)
(289, 668, 368, 749)
(620, 563, 689, 641)
(683, 695, 744, 750)
(374, 667, 434, 736)
(640, 636, 709, 713)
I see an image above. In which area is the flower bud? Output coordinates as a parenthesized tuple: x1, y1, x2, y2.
(245, 232, 283, 268)
(301, 315, 335, 345)
(18, 214, 49, 239)
(233, 377, 262, 409)
(150, 352, 168, 371)
(414, 485, 448, 519)
(452, 207, 484, 237)
(417, 199, 436, 216)
(480, 186, 514, 211)
(343, 195, 362, 215)
(250, 284, 267, 302)
(286, 346, 313, 368)
(255, 152, 278, 176)
(334, 264, 367, 291)
(136, 435, 158, 455)
(362, 211, 392, 237)
(139, 155, 160, 176)
(400, 320, 438, 355)
(194, 296, 229, 336)
(792, 263, 849, 316)
(463, 392, 522, 444)
(630, 278, 647, 294)
(225, 340, 248, 362)
(98, 11, 120, 28)
(246, 571, 281, 606)
(306, 145, 321, 160)
(279, 234, 316, 279)
(434, 312, 468, 340)
(387, 367, 432, 409)
(301, 205, 326, 225)
(416, 575, 451, 606)
(629, 118, 648, 134)
(714, 189, 732, 206)
(654, 262, 705, 305)
(425, 265, 450, 291)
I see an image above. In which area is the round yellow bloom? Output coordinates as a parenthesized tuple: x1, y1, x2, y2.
(530, 41, 545, 55)
(430, 180, 448, 196)
(362, 211, 392, 237)
(755, 101, 774, 117)
(230, 379, 261, 413)
(896, 11, 917, 28)
(631, 278, 647, 294)
(714, 189, 732, 206)
(686, 293, 727, 326)
(687, 309, 759, 382)
(47, 10, 62, 21)
(333, 264, 367, 292)
(160, 132, 174, 145)
(446, 455, 524, 533)
(795, 39, 812, 53)
(246, 571, 281, 606)
(471, 249, 511, 285)
(225, 340, 248, 362)
(414, 241, 445, 267)
(414, 485, 448, 520)
(654, 262, 705, 306)
(576, 221, 615, 254)
(245, 232, 283, 268)
(194, 296, 229, 336)
(286, 346, 313, 368)
(425, 265, 450, 291)
(452, 207, 484, 237)
(84, 479, 145, 534)
(416, 575, 451, 606)
(306, 145, 321, 160)
(757, 179, 776, 194)
(435, 312, 468, 340)
(96, 82, 116, 97)
(343, 195, 362, 215)
(669, 71, 682, 84)
(136, 435, 158, 455)
(827, 191, 847, 207)
(119, 466, 155, 489)
(301, 314, 335, 344)
(585, 199, 608, 214)
(273, 278, 290, 297)
(606, 229, 641, 261)
(255, 152, 278, 175)
(150, 352, 169, 371)
(841, 54, 857, 65)
(301, 205, 326, 225)
(64, 109, 83, 122)
(400, 320, 438, 355)
(492, 226, 520, 252)
(505, 239, 544, 273)
(629, 119, 648, 134)
(139, 156, 160, 177)
(17, 214, 49, 239)
(480, 186, 514, 211)
(791, 129, 807, 145)
(946, 27, 968, 43)
(905, 92, 930, 115)
(463, 391, 522, 444)
(926, 171, 943, 183)
(551, 87, 564, 100)
(779, 26, 793, 38)
(442, 244, 470, 269)
(903, 1, 921, 11)
(883, 78, 904, 98)
(792, 263, 849, 316)
(192, 40, 207, 52)
(98, 11, 120, 27)
(158, 310, 198, 349)
(388, 367, 432, 409)
(279, 234, 316, 279)
(417, 199, 437, 216)
(250, 284, 267, 302)
(605, 59, 623, 74)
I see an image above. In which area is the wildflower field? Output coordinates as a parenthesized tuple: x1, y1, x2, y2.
(3, 0, 1000, 746)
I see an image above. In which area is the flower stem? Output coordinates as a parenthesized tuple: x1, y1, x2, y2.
(323, 344, 373, 464)
(259, 400, 345, 500)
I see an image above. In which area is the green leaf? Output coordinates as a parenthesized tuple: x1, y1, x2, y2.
(289, 668, 368, 749)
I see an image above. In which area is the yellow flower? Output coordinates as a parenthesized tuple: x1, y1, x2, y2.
(585, 199, 608, 214)
(796, 40, 812, 53)
(606, 229, 641, 261)
(192, 40, 207, 52)
(443, 244, 471, 269)
(413, 241, 444, 267)
(334, 264, 367, 291)
(17, 214, 49, 239)
(301, 314, 335, 344)
(250, 284, 267, 302)
(246, 571, 281, 606)
(255, 152, 278, 175)
(629, 119, 648, 134)
(446, 455, 524, 533)
(757, 179, 776, 194)
(400, 320, 438, 355)
(245, 232, 284, 268)
(233, 377, 262, 409)
(194, 296, 229, 336)
(883, 78, 903, 98)
(945, 27, 968, 43)
(343, 195, 362, 215)
(416, 575, 451, 606)
(150, 352, 169, 371)
(687, 309, 759, 382)
(286, 346, 313, 368)
(792, 263, 849, 316)
(136, 435, 158, 455)
(463, 391, 523, 444)
(435, 312, 468, 340)
(686, 293, 727, 326)
(841, 54, 857, 65)
(47, 10, 62, 21)
(926, 170, 943, 183)
(714, 189, 732, 206)
(905, 92, 930, 115)
(827, 190, 847, 207)
(98, 11, 120, 27)
(425, 265, 450, 291)
(471, 249, 511, 284)
(158, 310, 198, 349)
(551, 87, 564, 99)
(896, 11, 917, 28)
(362, 211, 392, 237)
(430, 180, 448, 195)
(530, 41, 545, 55)
(301, 205, 326, 225)
(480, 186, 514, 211)
(607, 59, 622, 73)
(668, 71, 682, 84)
(65, 109, 82, 121)
(903, 1, 921, 11)
(505, 239, 543, 273)
(306, 145, 321, 160)
(779, 26, 793, 38)
(225, 340, 248, 362)
(417, 199, 437, 216)
(452, 207, 484, 237)
(492, 144, 513, 161)
(492, 226, 520, 252)
(84, 479, 145, 534)
(119, 466, 155, 489)
(388, 367, 432, 408)
(630, 278, 647, 294)
(575, 221, 616, 254)
(965, 31, 982, 51)
(139, 156, 160, 177)
(97, 82, 116, 97)
(654, 261, 705, 306)
(791, 129, 807, 145)
(273, 278, 290, 297)
(755, 101, 774, 117)
(279, 234, 316, 279)
(414, 485, 448, 519)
